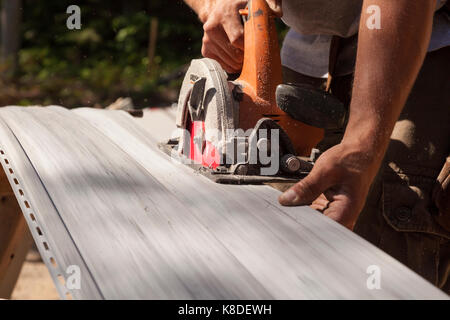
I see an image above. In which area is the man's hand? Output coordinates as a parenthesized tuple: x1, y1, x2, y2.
(184, 0, 247, 73)
(279, 0, 435, 229)
(279, 142, 379, 229)
(185, 0, 282, 73)
(200, 0, 247, 73)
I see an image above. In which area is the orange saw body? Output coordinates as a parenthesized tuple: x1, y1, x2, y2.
(236, 2, 323, 156)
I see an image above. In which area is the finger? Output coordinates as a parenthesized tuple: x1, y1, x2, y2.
(222, 15, 245, 50)
(209, 27, 244, 65)
(310, 194, 330, 212)
(202, 51, 240, 74)
(212, 44, 243, 71)
(322, 195, 356, 230)
(203, 20, 244, 65)
(202, 35, 242, 72)
(204, 47, 241, 73)
(279, 169, 332, 206)
(203, 44, 242, 72)
(266, 0, 283, 17)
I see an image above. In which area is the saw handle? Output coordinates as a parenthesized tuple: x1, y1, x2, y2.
(237, 0, 282, 105)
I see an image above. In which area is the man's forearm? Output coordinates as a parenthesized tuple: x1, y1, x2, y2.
(184, 0, 215, 22)
(185, 1, 282, 23)
(278, 0, 435, 225)
(343, 0, 435, 173)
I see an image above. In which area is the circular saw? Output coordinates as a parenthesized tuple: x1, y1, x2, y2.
(160, 0, 325, 184)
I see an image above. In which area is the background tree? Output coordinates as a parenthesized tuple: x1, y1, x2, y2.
(1, 0, 22, 78)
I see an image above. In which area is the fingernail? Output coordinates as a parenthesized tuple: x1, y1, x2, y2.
(279, 189, 299, 205)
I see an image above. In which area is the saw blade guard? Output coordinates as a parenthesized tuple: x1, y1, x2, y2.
(176, 58, 238, 167)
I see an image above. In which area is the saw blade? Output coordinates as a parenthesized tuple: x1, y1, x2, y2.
(176, 58, 238, 163)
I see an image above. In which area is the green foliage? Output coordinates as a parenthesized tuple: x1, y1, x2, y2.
(1, 0, 287, 108)
(2, 0, 203, 107)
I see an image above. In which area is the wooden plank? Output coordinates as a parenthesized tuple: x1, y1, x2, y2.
(0, 106, 447, 299)
(134, 106, 177, 143)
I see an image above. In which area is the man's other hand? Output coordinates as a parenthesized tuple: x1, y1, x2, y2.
(278, 142, 378, 230)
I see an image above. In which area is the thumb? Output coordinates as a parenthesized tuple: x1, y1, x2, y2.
(266, 0, 283, 17)
(279, 168, 330, 206)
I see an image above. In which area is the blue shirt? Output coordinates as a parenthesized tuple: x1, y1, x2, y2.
(429, 3, 450, 51)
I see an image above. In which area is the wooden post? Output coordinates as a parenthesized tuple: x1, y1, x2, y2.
(0, 0, 22, 77)
(0, 166, 32, 299)
(147, 17, 158, 73)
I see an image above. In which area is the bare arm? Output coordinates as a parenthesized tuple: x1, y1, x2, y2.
(184, 0, 215, 23)
(184, 0, 282, 22)
(279, 0, 435, 229)
(344, 0, 434, 174)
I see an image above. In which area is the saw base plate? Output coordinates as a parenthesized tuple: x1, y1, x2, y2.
(158, 140, 307, 185)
